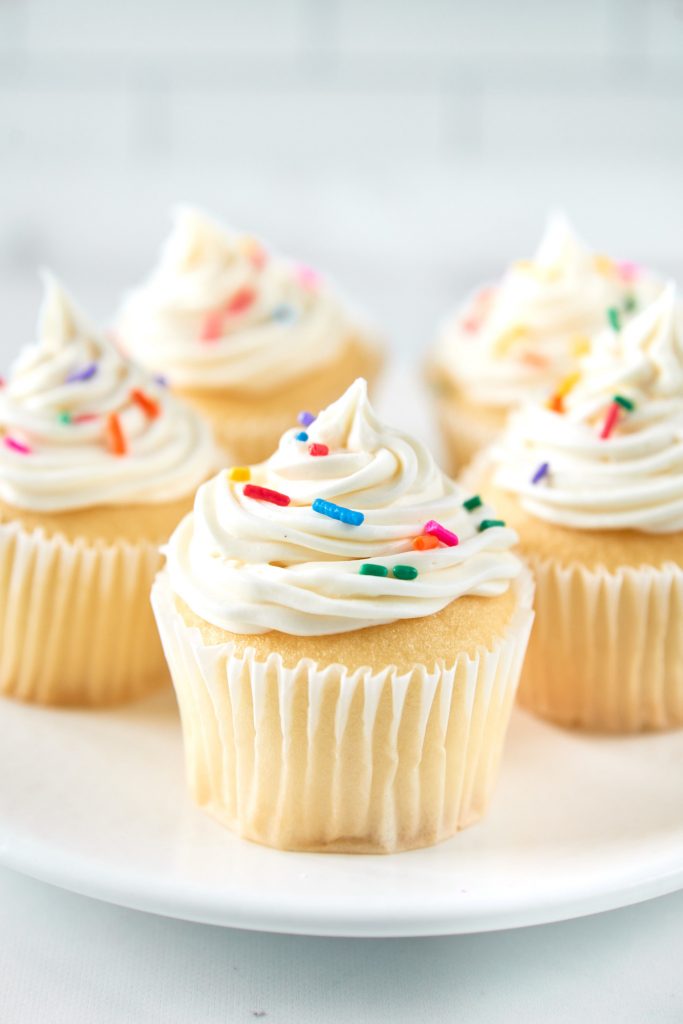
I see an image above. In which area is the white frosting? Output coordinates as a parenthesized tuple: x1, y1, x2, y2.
(493, 283, 683, 533)
(117, 207, 371, 394)
(0, 275, 216, 512)
(436, 213, 658, 409)
(166, 378, 521, 636)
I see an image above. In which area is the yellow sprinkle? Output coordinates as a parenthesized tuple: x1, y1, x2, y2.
(556, 371, 581, 398)
(593, 253, 615, 276)
(229, 466, 251, 482)
(494, 324, 529, 356)
(571, 334, 591, 358)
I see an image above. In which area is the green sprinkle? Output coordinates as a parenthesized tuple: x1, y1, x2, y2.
(463, 495, 482, 511)
(478, 519, 506, 532)
(57, 411, 71, 424)
(393, 565, 418, 581)
(623, 294, 637, 313)
(614, 394, 635, 412)
(359, 563, 388, 577)
(607, 307, 621, 332)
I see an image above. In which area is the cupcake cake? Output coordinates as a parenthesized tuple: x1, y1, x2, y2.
(116, 208, 382, 464)
(0, 275, 216, 706)
(152, 378, 534, 853)
(472, 282, 683, 733)
(431, 213, 658, 474)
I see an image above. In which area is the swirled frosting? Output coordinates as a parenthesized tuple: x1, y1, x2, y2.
(166, 378, 521, 636)
(117, 207, 371, 394)
(492, 282, 683, 533)
(0, 275, 216, 512)
(435, 213, 658, 409)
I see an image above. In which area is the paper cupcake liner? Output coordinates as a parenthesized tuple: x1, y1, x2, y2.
(0, 520, 168, 706)
(152, 569, 534, 853)
(519, 554, 683, 733)
(436, 396, 506, 478)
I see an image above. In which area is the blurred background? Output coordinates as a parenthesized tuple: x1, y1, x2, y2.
(1, 0, 682, 366)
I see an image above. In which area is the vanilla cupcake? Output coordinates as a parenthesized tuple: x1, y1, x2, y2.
(152, 378, 534, 853)
(471, 283, 683, 733)
(0, 276, 216, 706)
(431, 214, 658, 474)
(117, 208, 382, 464)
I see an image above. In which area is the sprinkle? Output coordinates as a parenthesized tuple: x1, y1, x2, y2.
(360, 563, 388, 577)
(312, 498, 364, 526)
(225, 286, 256, 316)
(412, 534, 439, 551)
(57, 411, 71, 425)
(393, 565, 418, 581)
(571, 335, 591, 358)
(295, 431, 308, 442)
(298, 410, 316, 427)
(531, 461, 550, 485)
(494, 325, 529, 357)
(594, 254, 615, 276)
(462, 495, 482, 511)
(73, 412, 98, 424)
(607, 307, 621, 332)
(557, 372, 581, 398)
(244, 483, 290, 506)
(424, 520, 459, 547)
(623, 294, 637, 313)
(478, 519, 505, 531)
(519, 351, 549, 369)
(228, 466, 251, 482)
(617, 260, 641, 283)
(600, 401, 621, 440)
(154, 374, 168, 388)
(309, 443, 329, 457)
(462, 316, 481, 333)
(105, 412, 127, 456)
(130, 388, 160, 419)
(614, 393, 635, 412)
(296, 265, 320, 290)
(272, 303, 297, 323)
(240, 236, 267, 269)
(0, 377, 5, 388)
(66, 363, 97, 384)
(4, 436, 31, 454)
(547, 392, 565, 414)
(200, 310, 224, 342)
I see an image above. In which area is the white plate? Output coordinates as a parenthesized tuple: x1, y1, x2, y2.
(0, 690, 682, 938)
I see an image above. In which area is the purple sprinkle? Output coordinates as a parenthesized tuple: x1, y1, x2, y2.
(531, 461, 550, 485)
(154, 374, 168, 388)
(66, 363, 97, 384)
(297, 410, 316, 427)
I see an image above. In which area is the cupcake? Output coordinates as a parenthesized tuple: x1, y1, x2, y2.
(116, 208, 383, 464)
(430, 213, 658, 474)
(471, 282, 683, 733)
(152, 378, 534, 853)
(0, 275, 216, 706)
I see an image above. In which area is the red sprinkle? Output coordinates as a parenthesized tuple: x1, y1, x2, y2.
(200, 310, 224, 342)
(243, 484, 290, 506)
(73, 412, 99, 424)
(130, 387, 160, 419)
(225, 286, 256, 316)
(0, 377, 5, 388)
(309, 443, 329, 457)
(105, 412, 127, 456)
(600, 401, 621, 440)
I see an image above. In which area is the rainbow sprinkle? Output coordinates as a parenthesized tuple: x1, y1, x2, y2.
(298, 410, 316, 427)
(57, 411, 71, 425)
(295, 431, 308, 442)
(225, 286, 255, 315)
(600, 394, 634, 440)
(360, 563, 388, 577)
(424, 520, 459, 547)
(154, 374, 168, 387)
(607, 307, 621, 332)
(73, 412, 98, 424)
(130, 388, 160, 419)
(272, 304, 296, 323)
(412, 534, 439, 551)
(200, 310, 224, 342)
(623, 294, 637, 314)
(105, 412, 127, 456)
(312, 498, 364, 526)
(547, 392, 565, 414)
(244, 483, 290, 506)
(557, 372, 580, 399)
(393, 565, 418, 581)
(4, 436, 31, 455)
(309, 443, 329, 457)
(478, 519, 505, 531)
(462, 495, 482, 512)
(617, 260, 641, 283)
(531, 461, 549, 485)
(614, 394, 635, 412)
(66, 363, 97, 384)
(228, 466, 251, 482)
(296, 265, 320, 290)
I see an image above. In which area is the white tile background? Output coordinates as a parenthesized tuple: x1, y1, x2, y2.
(0, 0, 682, 362)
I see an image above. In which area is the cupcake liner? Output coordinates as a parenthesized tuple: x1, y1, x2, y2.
(151, 569, 534, 853)
(436, 396, 506, 477)
(0, 520, 168, 706)
(519, 554, 683, 733)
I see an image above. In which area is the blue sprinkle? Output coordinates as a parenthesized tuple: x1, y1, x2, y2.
(298, 410, 316, 427)
(272, 303, 297, 323)
(66, 363, 97, 384)
(312, 498, 364, 527)
(295, 431, 309, 442)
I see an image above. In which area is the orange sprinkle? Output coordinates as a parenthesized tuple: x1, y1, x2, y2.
(593, 253, 615, 276)
(105, 412, 127, 455)
(519, 351, 549, 369)
(412, 534, 440, 551)
(547, 393, 565, 414)
(130, 388, 160, 419)
(556, 371, 581, 398)
(240, 236, 267, 269)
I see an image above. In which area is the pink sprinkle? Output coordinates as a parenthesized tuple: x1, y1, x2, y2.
(0, 377, 5, 388)
(296, 265, 320, 290)
(200, 310, 224, 342)
(617, 261, 641, 283)
(424, 520, 459, 547)
(600, 401, 621, 440)
(73, 412, 99, 424)
(4, 436, 31, 455)
(462, 316, 481, 334)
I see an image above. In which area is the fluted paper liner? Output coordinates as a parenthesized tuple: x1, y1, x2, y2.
(519, 554, 683, 733)
(0, 520, 169, 706)
(152, 570, 534, 853)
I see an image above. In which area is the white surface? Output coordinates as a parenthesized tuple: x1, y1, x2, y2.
(1, 687, 682, 938)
